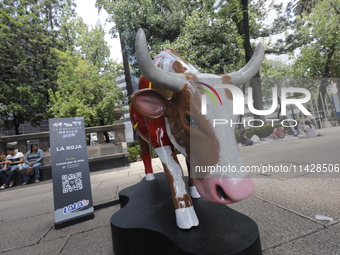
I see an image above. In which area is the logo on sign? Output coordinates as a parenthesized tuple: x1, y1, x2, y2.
(62, 133, 76, 139)
(53, 122, 63, 127)
(63, 199, 89, 214)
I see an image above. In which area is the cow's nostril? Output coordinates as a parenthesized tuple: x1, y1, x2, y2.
(216, 185, 229, 201)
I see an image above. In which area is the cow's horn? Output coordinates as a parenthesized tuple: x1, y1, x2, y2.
(135, 28, 187, 92)
(226, 44, 265, 86)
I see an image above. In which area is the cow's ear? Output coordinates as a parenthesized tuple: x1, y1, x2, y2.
(130, 89, 169, 119)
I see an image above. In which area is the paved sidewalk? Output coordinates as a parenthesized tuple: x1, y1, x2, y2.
(0, 126, 339, 254)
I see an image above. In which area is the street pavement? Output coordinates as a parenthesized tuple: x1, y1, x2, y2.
(0, 126, 339, 255)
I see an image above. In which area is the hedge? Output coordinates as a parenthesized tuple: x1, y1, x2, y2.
(327, 117, 340, 126)
(127, 141, 157, 162)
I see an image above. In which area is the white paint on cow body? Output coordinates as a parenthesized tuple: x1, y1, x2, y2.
(164, 118, 188, 157)
(175, 206, 199, 229)
(154, 146, 187, 198)
(158, 52, 200, 74)
(162, 58, 172, 73)
(189, 186, 201, 198)
(145, 173, 155, 181)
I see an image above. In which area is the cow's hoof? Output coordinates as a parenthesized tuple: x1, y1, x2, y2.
(175, 206, 199, 229)
(145, 173, 155, 181)
(189, 186, 201, 198)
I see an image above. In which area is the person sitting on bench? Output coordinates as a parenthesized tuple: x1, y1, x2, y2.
(0, 147, 24, 189)
(22, 144, 44, 185)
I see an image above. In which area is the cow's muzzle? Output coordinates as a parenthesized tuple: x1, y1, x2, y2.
(194, 175, 254, 204)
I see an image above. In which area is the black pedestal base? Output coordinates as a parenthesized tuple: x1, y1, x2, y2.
(110, 173, 262, 255)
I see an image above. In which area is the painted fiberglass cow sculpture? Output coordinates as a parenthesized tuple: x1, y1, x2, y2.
(130, 29, 265, 229)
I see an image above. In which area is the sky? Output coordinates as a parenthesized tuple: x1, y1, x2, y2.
(74, 0, 123, 62)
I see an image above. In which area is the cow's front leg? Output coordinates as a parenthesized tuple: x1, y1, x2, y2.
(155, 145, 199, 229)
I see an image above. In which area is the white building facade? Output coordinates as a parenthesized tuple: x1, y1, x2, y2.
(116, 74, 139, 142)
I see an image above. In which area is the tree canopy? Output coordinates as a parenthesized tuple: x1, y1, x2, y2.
(288, 0, 340, 110)
(48, 50, 123, 127)
(0, 0, 123, 134)
(2, 0, 339, 134)
(152, 10, 243, 74)
(0, 0, 76, 134)
(291, 0, 340, 78)
(48, 17, 124, 127)
(96, 0, 292, 124)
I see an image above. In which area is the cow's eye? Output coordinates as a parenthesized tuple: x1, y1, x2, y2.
(185, 115, 198, 128)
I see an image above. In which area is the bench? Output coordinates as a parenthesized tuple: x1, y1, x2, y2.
(0, 153, 129, 187)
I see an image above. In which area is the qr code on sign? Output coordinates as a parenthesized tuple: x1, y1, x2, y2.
(62, 172, 83, 193)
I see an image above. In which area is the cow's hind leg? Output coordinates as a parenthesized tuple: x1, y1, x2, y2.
(155, 145, 199, 229)
(139, 137, 155, 181)
(186, 159, 201, 199)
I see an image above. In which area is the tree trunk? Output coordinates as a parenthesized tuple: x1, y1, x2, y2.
(318, 46, 335, 118)
(234, 0, 265, 125)
(250, 75, 265, 125)
(119, 32, 134, 97)
(13, 114, 20, 135)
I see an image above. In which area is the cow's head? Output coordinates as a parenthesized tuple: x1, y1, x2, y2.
(131, 29, 264, 204)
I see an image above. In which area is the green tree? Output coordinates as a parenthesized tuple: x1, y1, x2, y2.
(70, 18, 111, 71)
(261, 59, 293, 98)
(49, 51, 123, 127)
(96, 0, 216, 71)
(50, 16, 124, 132)
(98, 0, 289, 124)
(260, 59, 301, 118)
(289, 0, 321, 16)
(153, 10, 243, 74)
(216, 0, 290, 123)
(0, 0, 76, 134)
(290, 0, 340, 111)
(96, 0, 221, 98)
(267, 0, 323, 55)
